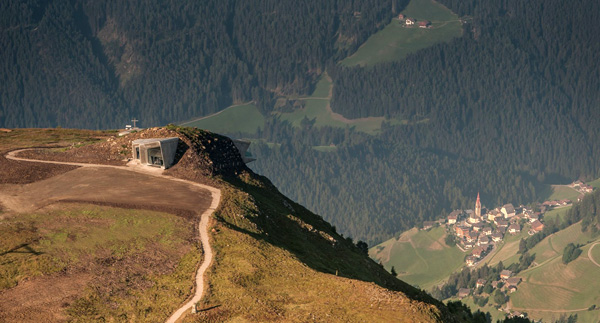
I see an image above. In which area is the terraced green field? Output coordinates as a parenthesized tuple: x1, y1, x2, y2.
(340, 0, 463, 67)
(370, 227, 464, 290)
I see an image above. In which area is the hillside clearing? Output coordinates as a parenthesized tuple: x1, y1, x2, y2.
(543, 206, 572, 224)
(340, 0, 463, 67)
(180, 102, 264, 135)
(275, 74, 404, 134)
(178, 75, 403, 135)
(545, 185, 581, 202)
(590, 243, 600, 267)
(504, 228, 600, 322)
(588, 178, 600, 189)
(370, 227, 464, 290)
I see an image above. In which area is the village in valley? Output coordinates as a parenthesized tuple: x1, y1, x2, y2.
(418, 180, 597, 318)
(424, 181, 595, 267)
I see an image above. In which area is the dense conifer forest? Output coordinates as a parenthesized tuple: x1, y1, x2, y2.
(1, 0, 403, 128)
(330, 0, 600, 179)
(251, 0, 600, 244)
(2, 0, 599, 245)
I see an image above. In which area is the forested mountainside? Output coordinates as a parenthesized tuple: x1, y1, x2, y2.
(249, 120, 544, 243)
(3, 0, 600, 247)
(0, 0, 403, 128)
(248, 0, 600, 245)
(330, 0, 600, 178)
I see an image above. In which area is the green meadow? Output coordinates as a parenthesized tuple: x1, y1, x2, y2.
(274, 74, 403, 134)
(510, 242, 600, 321)
(588, 177, 600, 189)
(484, 230, 529, 267)
(547, 185, 581, 201)
(341, 0, 463, 67)
(370, 227, 465, 290)
(179, 76, 401, 135)
(526, 222, 592, 264)
(543, 206, 572, 224)
(180, 102, 264, 135)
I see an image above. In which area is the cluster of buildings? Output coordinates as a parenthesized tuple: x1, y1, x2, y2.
(541, 199, 571, 208)
(568, 180, 595, 201)
(458, 269, 522, 299)
(441, 193, 547, 267)
(421, 183, 596, 281)
(397, 14, 431, 28)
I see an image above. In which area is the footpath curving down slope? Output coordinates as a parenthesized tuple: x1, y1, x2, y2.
(6, 150, 221, 323)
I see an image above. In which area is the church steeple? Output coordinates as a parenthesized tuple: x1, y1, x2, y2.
(475, 192, 481, 218)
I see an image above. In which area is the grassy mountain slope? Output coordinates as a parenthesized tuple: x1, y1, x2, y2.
(0, 127, 469, 322)
(505, 221, 600, 321)
(191, 175, 449, 322)
(370, 227, 464, 290)
(0, 204, 200, 322)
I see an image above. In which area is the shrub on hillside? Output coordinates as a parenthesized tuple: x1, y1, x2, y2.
(562, 243, 582, 264)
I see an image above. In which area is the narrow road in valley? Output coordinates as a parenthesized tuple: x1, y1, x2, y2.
(588, 242, 600, 268)
(6, 149, 221, 323)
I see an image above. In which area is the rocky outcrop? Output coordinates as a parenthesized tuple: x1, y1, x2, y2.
(167, 125, 249, 177)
